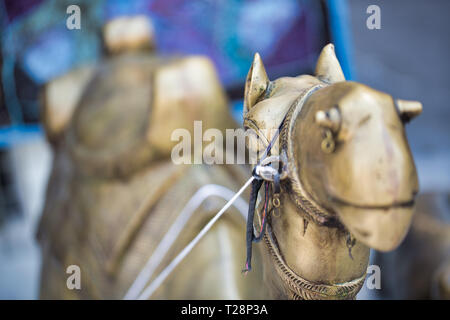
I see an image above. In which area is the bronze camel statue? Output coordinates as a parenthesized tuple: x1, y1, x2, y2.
(37, 15, 422, 299)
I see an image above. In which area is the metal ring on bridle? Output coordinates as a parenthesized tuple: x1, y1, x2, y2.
(254, 155, 288, 182)
(272, 197, 281, 208)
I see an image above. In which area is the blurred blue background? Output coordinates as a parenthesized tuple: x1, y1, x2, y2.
(0, 0, 332, 139)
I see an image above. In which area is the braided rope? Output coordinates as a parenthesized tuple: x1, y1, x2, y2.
(263, 225, 366, 300)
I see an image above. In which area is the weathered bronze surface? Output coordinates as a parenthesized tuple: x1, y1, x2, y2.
(243, 44, 422, 299)
(39, 17, 423, 299)
(38, 16, 264, 299)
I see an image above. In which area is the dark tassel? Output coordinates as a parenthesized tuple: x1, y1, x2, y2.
(253, 182, 270, 243)
(243, 178, 263, 273)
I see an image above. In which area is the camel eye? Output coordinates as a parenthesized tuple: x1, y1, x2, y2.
(315, 107, 341, 133)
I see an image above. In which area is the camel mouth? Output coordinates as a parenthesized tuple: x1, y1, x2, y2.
(330, 195, 415, 210)
(331, 196, 416, 252)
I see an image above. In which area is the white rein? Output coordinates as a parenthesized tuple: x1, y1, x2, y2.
(123, 178, 254, 300)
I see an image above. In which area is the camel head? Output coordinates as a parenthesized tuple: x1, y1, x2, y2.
(243, 44, 422, 252)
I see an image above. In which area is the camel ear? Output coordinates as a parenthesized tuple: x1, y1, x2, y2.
(315, 44, 345, 84)
(244, 53, 269, 113)
(396, 99, 422, 122)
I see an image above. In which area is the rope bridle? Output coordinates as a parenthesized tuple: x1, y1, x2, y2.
(243, 83, 328, 271)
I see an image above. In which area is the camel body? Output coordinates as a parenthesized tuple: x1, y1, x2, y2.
(38, 45, 265, 299)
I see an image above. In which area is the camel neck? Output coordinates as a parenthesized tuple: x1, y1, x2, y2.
(261, 194, 370, 299)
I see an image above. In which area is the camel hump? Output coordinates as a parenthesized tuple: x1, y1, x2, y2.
(64, 54, 234, 178)
(103, 15, 156, 55)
